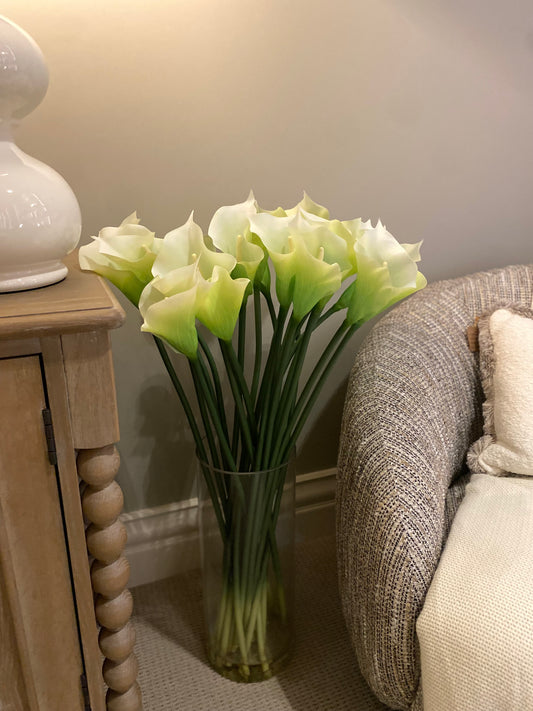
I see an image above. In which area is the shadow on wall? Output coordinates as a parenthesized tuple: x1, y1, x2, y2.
(131, 376, 197, 510)
(119, 361, 354, 505)
(296, 378, 350, 475)
(295, 318, 375, 475)
(115, 310, 396, 511)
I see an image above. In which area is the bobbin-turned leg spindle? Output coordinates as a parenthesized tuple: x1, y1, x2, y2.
(78, 445, 142, 711)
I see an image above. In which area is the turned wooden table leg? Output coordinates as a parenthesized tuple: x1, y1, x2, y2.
(78, 445, 142, 711)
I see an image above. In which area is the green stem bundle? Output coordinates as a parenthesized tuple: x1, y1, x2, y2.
(153, 287, 359, 679)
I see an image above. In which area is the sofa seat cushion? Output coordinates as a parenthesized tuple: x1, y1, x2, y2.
(416, 473, 533, 711)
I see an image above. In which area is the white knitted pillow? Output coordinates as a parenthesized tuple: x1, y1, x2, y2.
(468, 305, 533, 476)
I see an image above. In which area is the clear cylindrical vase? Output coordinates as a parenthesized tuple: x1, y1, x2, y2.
(197, 455, 295, 682)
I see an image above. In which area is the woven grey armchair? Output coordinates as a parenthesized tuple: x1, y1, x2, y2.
(336, 265, 533, 711)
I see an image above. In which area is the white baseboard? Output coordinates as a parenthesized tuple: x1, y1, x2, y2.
(121, 468, 336, 588)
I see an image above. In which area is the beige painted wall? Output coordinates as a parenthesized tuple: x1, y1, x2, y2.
(3, 1, 533, 511)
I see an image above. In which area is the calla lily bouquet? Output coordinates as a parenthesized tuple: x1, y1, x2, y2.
(79, 192, 425, 680)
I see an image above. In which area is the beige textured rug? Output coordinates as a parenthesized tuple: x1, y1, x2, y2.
(132, 534, 388, 710)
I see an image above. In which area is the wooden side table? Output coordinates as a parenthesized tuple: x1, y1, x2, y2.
(0, 254, 141, 711)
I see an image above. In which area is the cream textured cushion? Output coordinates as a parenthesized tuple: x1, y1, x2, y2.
(468, 305, 533, 476)
(416, 473, 533, 711)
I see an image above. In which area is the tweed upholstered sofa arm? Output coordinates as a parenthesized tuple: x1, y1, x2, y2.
(337, 265, 533, 710)
(336, 282, 482, 710)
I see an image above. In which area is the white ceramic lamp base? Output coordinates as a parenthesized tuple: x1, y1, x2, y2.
(0, 262, 68, 293)
(0, 16, 81, 293)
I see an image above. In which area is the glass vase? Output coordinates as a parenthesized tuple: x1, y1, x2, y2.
(197, 455, 295, 682)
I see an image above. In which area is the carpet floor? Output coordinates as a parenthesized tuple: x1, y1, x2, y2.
(132, 534, 388, 710)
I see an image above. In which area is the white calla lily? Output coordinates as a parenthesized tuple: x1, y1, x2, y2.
(208, 192, 265, 281)
(339, 221, 426, 326)
(139, 264, 199, 359)
(248, 211, 293, 254)
(153, 212, 236, 280)
(285, 192, 330, 219)
(249, 208, 352, 318)
(79, 212, 161, 306)
(269, 234, 342, 321)
(251, 209, 352, 276)
(209, 191, 258, 250)
(139, 256, 250, 357)
(196, 266, 250, 341)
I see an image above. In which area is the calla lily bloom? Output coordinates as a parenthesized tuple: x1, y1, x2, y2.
(80, 195, 426, 363)
(196, 265, 250, 341)
(336, 217, 370, 274)
(153, 212, 235, 280)
(269, 234, 342, 321)
(139, 264, 199, 359)
(249, 209, 352, 319)
(139, 260, 249, 358)
(208, 192, 265, 282)
(339, 221, 426, 326)
(250, 210, 353, 276)
(285, 192, 330, 219)
(78, 212, 161, 306)
(281, 207, 370, 278)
